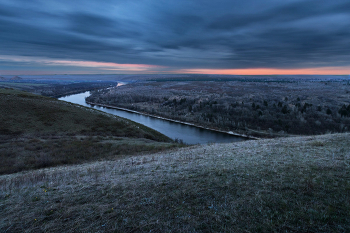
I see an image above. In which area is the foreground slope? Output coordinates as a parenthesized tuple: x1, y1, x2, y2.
(0, 88, 175, 174)
(1, 133, 349, 232)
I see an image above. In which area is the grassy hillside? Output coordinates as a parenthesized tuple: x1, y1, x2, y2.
(1, 133, 349, 232)
(0, 88, 177, 174)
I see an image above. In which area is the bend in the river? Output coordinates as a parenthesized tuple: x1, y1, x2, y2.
(59, 90, 247, 144)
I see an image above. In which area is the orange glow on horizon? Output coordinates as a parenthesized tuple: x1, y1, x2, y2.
(178, 67, 350, 75)
(1, 55, 350, 75)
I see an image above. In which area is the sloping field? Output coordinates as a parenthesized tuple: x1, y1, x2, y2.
(1, 133, 349, 232)
(0, 88, 176, 174)
(0, 88, 171, 140)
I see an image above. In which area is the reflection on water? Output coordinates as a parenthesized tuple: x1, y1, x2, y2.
(59, 91, 245, 144)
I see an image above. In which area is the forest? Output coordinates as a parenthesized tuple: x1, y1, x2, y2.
(86, 77, 350, 137)
(0, 78, 117, 98)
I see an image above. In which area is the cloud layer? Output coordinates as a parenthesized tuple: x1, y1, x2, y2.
(1, 0, 350, 73)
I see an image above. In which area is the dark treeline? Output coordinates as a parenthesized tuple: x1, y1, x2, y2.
(0, 79, 118, 98)
(40, 82, 117, 98)
(87, 80, 350, 137)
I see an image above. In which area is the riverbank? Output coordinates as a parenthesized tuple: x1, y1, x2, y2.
(86, 101, 259, 140)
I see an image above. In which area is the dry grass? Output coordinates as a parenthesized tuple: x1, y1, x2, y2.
(1, 133, 349, 232)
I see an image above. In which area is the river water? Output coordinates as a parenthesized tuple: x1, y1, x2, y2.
(59, 91, 246, 144)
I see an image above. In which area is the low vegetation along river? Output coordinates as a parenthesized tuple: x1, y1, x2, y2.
(59, 91, 246, 144)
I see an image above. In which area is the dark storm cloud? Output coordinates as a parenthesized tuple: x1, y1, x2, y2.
(0, 18, 116, 56)
(0, 7, 16, 17)
(1, 0, 350, 70)
(68, 12, 141, 38)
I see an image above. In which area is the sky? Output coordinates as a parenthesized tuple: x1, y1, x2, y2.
(1, 0, 350, 75)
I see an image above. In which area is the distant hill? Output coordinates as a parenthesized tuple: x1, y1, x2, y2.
(0, 88, 176, 174)
(10, 76, 22, 80)
(0, 76, 6, 80)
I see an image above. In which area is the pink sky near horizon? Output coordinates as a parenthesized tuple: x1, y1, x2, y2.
(2, 67, 350, 76)
(177, 67, 350, 75)
(1, 55, 350, 75)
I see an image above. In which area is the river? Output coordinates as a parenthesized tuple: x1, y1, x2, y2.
(59, 91, 246, 144)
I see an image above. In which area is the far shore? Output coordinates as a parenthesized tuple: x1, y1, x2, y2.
(86, 101, 260, 140)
